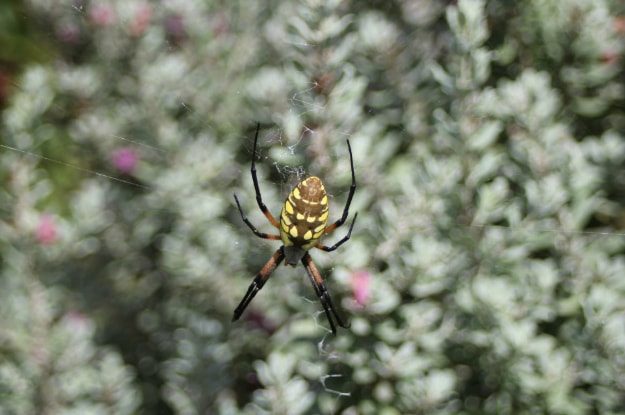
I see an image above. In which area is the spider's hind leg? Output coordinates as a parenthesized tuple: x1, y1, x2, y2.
(301, 253, 350, 335)
(232, 247, 285, 322)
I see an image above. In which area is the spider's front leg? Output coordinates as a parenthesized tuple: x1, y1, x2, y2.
(323, 139, 356, 235)
(315, 213, 357, 252)
(234, 194, 280, 240)
(250, 123, 280, 228)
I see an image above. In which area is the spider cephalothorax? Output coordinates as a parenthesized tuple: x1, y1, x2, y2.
(232, 124, 357, 335)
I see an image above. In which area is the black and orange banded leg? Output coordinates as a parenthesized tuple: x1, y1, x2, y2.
(316, 213, 358, 252)
(234, 194, 281, 240)
(324, 139, 357, 235)
(302, 253, 350, 335)
(250, 123, 280, 229)
(233, 247, 285, 322)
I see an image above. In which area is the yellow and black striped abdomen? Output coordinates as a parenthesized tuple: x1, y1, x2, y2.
(280, 176, 329, 250)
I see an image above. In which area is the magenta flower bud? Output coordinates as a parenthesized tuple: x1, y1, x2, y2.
(111, 147, 138, 174)
(351, 270, 372, 306)
(89, 4, 116, 27)
(130, 3, 152, 36)
(36, 214, 57, 245)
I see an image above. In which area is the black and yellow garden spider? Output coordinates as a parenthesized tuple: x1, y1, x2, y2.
(232, 124, 358, 335)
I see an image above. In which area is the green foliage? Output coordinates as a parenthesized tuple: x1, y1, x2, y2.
(1, 0, 625, 413)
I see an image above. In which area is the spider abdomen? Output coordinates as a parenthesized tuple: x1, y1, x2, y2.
(280, 176, 329, 250)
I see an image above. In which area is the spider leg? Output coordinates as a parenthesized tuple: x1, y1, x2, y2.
(234, 194, 281, 240)
(232, 247, 285, 322)
(315, 213, 357, 252)
(250, 123, 280, 229)
(324, 139, 356, 235)
(301, 253, 350, 335)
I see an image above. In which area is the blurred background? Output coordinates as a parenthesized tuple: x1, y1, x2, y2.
(1, 0, 625, 413)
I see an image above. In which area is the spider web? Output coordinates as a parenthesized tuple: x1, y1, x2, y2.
(277, 81, 358, 403)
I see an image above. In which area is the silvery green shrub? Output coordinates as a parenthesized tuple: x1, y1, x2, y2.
(1, 0, 624, 413)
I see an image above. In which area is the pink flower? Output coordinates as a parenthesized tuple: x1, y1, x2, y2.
(164, 14, 187, 43)
(614, 16, 625, 35)
(89, 4, 116, 27)
(212, 13, 230, 37)
(111, 147, 138, 174)
(129, 3, 152, 37)
(601, 50, 619, 65)
(36, 214, 57, 245)
(351, 270, 372, 306)
(62, 311, 92, 335)
(57, 23, 80, 44)
(0, 70, 10, 107)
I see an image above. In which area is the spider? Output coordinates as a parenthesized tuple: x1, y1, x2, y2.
(232, 124, 358, 335)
